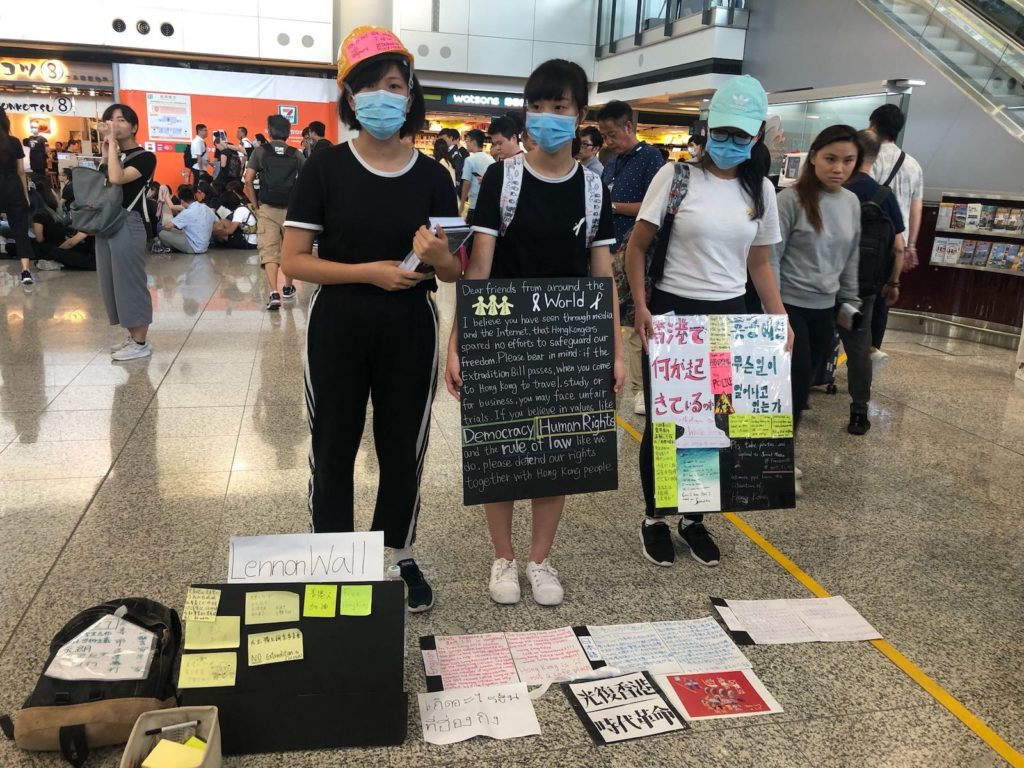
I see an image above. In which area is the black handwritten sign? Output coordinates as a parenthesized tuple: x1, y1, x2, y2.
(458, 278, 618, 505)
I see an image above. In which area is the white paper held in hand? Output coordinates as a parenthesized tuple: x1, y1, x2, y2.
(419, 683, 540, 745)
(227, 531, 384, 583)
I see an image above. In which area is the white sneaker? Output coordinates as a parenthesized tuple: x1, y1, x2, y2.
(111, 340, 152, 361)
(35, 259, 63, 271)
(109, 333, 133, 353)
(794, 466, 803, 480)
(633, 391, 646, 415)
(489, 558, 521, 605)
(794, 466, 803, 498)
(526, 559, 564, 606)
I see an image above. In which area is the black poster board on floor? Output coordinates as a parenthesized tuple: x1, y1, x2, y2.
(178, 581, 406, 755)
(457, 277, 618, 506)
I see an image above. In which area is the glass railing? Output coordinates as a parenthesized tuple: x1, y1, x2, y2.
(596, 0, 746, 54)
(959, 0, 1024, 45)
(867, 0, 1024, 137)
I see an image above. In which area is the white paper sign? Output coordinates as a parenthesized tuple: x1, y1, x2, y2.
(719, 596, 881, 644)
(505, 626, 594, 685)
(227, 532, 384, 584)
(585, 623, 673, 673)
(419, 683, 540, 745)
(652, 618, 751, 673)
(45, 615, 156, 681)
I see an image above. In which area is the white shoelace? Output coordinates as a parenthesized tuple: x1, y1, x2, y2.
(492, 559, 518, 582)
(528, 561, 559, 584)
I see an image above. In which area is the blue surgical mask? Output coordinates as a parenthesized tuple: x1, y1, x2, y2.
(353, 90, 408, 140)
(525, 112, 577, 154)
(706, 140, 752, 170)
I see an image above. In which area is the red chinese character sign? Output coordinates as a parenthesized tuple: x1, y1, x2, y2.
(649, 315, 795, 513)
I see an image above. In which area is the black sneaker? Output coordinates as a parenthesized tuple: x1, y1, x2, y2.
(678, 521, 720, 567)
(398, 558, 434, 613)
(266, 292, 281, 311)
(848, 409, 871, 435)
(640, 520, 675, 567)
(282, 285, 296, 301)
(20, 270, 34, 285)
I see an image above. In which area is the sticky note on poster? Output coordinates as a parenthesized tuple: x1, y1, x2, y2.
(749, 415, 773, 439)
(184, 616, 241, 650)
(248, 628, 304, 666)
(710, 351, 732, 394)
(182, 587, 220, 623)
(708, 315, 731, 352)
(340, 585, 373, 616)
(245, 591, 300, 625)
(652, 421, 678, 509)
(677, 449, 720, 513)
(178, 652, 236, 688)
(771, 415, 793, 438)
(303, 584, 337, 617)
(729, 414, 752, 438)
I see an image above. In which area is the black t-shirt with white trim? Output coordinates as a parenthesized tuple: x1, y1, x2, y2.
(285, 142, 457, 293)
(471, 158, 615, 280)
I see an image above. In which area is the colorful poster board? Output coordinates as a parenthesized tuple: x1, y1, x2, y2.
(649, 314, 795, 513)
(458, 278, 618, 505)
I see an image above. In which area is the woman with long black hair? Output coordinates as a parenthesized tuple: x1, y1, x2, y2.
(0, 107, 35, 284)
(626, 75, 788, 570)
(281, 27, 460, 613)
(774, 124, 862, 490)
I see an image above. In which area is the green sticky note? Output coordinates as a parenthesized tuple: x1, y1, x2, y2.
(729, 414, 752, 438)
(303, 584, 338, 617)
(340, 585, 373, 617)
(749, 415, 773, 439)
(771, 414, 794, 438)
(652, 421, 678, 509)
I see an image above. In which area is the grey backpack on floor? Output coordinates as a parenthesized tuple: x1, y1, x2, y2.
(70, 150, 150, 238)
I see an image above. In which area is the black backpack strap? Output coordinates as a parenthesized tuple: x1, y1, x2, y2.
(59, 724, 89, 767)
(0, 714, 14, 739)
(869, 185, 892, 206)
(882, 151, 905, 187)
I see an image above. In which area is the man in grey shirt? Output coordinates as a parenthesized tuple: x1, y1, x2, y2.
(575, 126, 604, 177)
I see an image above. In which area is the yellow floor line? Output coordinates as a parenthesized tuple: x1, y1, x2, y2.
(615, 414, 1023, 766)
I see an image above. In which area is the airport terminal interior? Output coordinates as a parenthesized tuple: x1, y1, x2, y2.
(1, 0, 1023, 766)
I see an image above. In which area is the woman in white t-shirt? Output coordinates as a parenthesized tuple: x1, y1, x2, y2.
(625, 75, 789, 571)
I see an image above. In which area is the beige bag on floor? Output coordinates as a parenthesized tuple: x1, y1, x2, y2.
(119, 706, 221, 768)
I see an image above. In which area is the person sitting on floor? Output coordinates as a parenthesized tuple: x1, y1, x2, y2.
(158, 184, 215, 254)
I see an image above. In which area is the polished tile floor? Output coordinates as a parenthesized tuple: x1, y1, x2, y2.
(0, 252, 1021, 767)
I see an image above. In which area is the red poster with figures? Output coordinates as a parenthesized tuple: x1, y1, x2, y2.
(657, 669, 783, 721)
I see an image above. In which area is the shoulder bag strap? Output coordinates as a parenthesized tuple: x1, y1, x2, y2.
(648, 163, 693, 284)
(58, 724, 89, 767)
(883, 151, 905, 187)
(581, 165, 604, 247)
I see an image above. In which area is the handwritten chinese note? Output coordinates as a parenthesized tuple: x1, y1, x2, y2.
(248, 628, 304, 666)
(433, 633, 520, 690)
(303, 584, 337, 618)
(565, 672, 687, 744)
(45, 615, 156, 682)
(182, 587, 221, 623)
(184, 616, 241, 650)
(418, 683, 541, 745)
(244, 591, 300, 625)
(178, 652, 236, 688)
(340, 584, 373, 616)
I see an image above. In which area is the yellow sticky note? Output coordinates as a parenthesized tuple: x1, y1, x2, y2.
(729, 414, 752, 438)
(340, 585, 373, 616)
(749, 415, 773, 439)
(772, 414, 794, 438)
(177, 652, 236, 689)
(248, 628, 304, 666)
(184, 616, 240, 650)
(183, 736, 206, 751)
(708, 315, 731, 352)
(244, 590, 300, 625)
(303, 584, 338, 618)
(142, 739, 204, 768)
(652, 421, 678, 509)
(182, 587, 220, 623)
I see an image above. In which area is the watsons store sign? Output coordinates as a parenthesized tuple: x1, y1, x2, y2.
(447, 92, 525, 109)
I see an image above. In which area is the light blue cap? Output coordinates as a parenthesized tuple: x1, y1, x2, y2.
(708, 75, 768, 136)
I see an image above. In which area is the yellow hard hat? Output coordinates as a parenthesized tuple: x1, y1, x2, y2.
(337, 26, 414, 87)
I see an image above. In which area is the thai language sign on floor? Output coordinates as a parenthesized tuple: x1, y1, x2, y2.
(649, 314, 795, 513)
(458, 278, 617, 505)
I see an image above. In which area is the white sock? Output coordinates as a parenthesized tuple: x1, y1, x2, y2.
(391, 546, 413, 563)
(643, 517, 665, 527)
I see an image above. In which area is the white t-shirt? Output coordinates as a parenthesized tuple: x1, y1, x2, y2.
(191, 136, 207, 171)
(231, 205, 257, 246)
(461, 151, 495, 209)
(637, 164, 782, 301)
(870, 142, 923, 237)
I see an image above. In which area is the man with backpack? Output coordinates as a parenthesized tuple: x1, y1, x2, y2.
(244, 114, 304, 310)
(306, 121, 332, 155)
(188, 124, 209, 190)
(840, 129, 905, 435)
